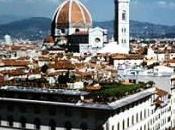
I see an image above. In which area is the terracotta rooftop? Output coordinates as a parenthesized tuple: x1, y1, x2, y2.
(0, 59, 29, 67)
(50, 60, 75, 70)
(0, 69, 26, 76)
(111, 53, 144, 60)
(156, 88, 169, 97)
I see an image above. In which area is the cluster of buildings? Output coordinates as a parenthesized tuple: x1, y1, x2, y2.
(0, 0, 175, 130)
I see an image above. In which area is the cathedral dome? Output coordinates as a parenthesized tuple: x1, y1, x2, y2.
(53, 0, 92, 29)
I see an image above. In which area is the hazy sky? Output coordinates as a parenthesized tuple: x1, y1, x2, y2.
(0, 0, 175, 25)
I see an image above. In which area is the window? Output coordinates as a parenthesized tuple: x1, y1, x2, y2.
(123, 120, 125, 130)
(20, 116, 26, 129)
(112, 125, 114, 130)
(65, 121, 72, 130)
(49, 119, 56, 130)
(95, 38, 101, 43)
(61, 29, 65, 33)
(127, 118, 129, 127)
(136, 113, 139, 122)
(144, 110, 146, 118)
(75, 29, 80, 33)
(34, 118, 40, 130)
(168, 117, 171, 122)
(118, 122, 120, 130)
(124, 28, 126, 33)
(122, 10, 126, 21)
(140, 111, 143, 120)
(106, 122, 109, 130)
(132, 115, 134, 125)
(124, 39, 126, 43)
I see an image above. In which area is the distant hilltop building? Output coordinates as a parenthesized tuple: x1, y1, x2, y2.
(4, 35, 12, 45)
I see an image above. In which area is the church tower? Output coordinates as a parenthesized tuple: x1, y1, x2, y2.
(114, 0, 130, 54)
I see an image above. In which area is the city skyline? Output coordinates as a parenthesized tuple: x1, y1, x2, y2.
(0, 0, 175, 25)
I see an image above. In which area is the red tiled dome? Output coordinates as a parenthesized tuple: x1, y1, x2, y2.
(53, 0, 92, 28)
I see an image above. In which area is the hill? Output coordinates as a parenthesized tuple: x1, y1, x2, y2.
(0, 17, 51, 40)
(0, 17, 175, 40)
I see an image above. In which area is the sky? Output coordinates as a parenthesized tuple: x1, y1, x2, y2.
(0, 0, 175, 25)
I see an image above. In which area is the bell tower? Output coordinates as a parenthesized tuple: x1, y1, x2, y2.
(114, 0, 130, 54)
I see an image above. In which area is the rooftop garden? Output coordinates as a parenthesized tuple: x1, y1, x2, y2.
(89, 81, 154, 103)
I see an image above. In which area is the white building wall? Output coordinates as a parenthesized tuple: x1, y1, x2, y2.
(113, 59, 143, 69)
(104, 96, 153, 130)
(89, 27, 105, 48)
(171, 80, 175, 128)
(103, 88, 171, 130)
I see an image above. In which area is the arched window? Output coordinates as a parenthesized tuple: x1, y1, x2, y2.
(117, 122, 120, 130)
(65, 121, 72, 130)
(122, 10, 126, 21)
(123, 120, 125, 130)
(49, 119, 56, 130)
(144, 125, 146, 130)
(140, 111, 143, 120)
(112, 125, 114, 130)
(136, 113, 139, 122)
(127, 117, 129, 127)
(95, 38, 101, 43)
(144, 109, 146, 118)
(75, 29, 80, 33)
(34, 118, 40, 130)
(132, 115, 134, 125)
(20, 116, 26, 129)
(140, 126, 142, 130)
(80, 122, 88, 130)
(7, 115, 13, 127)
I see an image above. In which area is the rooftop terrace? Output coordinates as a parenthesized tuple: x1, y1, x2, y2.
(0, 85, 154, 111)
(0, 81, 154, 105)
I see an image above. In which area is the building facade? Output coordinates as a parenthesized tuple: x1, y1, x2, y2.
(170, 76, 175, 129)
(0, 87, 172, 130)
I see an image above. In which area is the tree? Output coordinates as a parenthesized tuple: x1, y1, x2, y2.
(146, 81, 155, 88)
(41, 64, 49, 73)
